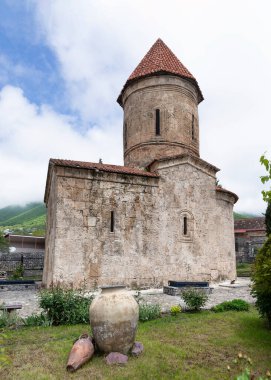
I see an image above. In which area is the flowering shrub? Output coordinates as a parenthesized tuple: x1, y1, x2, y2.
(170, 305, 182, 316)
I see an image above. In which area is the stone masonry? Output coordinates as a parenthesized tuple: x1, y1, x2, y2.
(43, 39, 238, 290)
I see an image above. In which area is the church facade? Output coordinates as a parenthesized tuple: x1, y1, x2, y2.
(43, 39, 238, 289)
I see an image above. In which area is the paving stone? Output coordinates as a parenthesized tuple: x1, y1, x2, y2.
(0, 278, 254, 318)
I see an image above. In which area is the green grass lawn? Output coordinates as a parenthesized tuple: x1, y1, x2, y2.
(236, 263, 253, 277)
(1, 308, 271, 380)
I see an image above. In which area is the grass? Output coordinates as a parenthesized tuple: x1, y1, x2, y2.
(1, 308, 271, 379)
(237, 263, 253, 277)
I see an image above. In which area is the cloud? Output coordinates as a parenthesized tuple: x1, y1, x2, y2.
(0, 0, 271, 213)
(0, 85, 122, 207)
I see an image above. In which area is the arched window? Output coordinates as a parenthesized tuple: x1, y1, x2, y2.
(183, 216, 188, 235)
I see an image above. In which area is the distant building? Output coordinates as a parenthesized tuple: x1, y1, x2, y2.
(1, 234, 45, 277)
(4, 234, 45, 254)
(234, 218, 266, 263)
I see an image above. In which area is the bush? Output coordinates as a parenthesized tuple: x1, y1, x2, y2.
(39, 287, 94, 326)
(181, 288, 208, 311)
(251, 235, 271, 328)
(0, 310, 22, 328)
(170, 305, 182, 316)
(211, 299, 250, 312)
(23, 313, 52, 327)
(139, 303, 161, 322)
(10, 264, 24, 280)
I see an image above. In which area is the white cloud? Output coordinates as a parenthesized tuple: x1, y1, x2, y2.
(0, 85, 122, 207)
(1, 0, 271, 213)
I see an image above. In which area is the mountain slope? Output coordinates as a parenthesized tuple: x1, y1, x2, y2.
(0, 202, 46, 227)
(234, 212, 259, 220)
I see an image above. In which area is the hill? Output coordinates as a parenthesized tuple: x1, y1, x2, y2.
(0, 202, 46, 235)
(234, 212, 260, 220)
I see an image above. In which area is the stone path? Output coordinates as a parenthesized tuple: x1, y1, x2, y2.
(0, 289, 41, 318)
(0, 278, 254, 318)
(138, 278, 254, 312)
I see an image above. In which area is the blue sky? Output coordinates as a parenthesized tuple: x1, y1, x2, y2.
(0, 0, 271, 213)
(0, 1, 67, 112)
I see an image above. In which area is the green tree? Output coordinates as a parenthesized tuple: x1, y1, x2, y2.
(0, 234, 9, 253)
(260, 154, 271, 203)
(265, 202, 271, 236)
(251, 154, 271, 328)
(251, 235, 271, 328)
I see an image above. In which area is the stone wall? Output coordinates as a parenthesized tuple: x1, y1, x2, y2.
(122, 75, 200, 168)
(153, 155, 236, 283)
(235, 232, 266, 263)
(43, 156, 236, 289)
(43, 169, 57, 286)
(44, 166, 159, 288)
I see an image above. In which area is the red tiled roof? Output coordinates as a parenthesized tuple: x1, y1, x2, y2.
(49, 158, 159, 178)
(118, 38, 203, 105)
(234, 217, 265, 231)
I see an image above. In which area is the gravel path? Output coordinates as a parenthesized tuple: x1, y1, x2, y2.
(0, 278, 254, 318)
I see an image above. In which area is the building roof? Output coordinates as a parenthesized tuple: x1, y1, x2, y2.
(118, 38, 203, 105)
(148, 153, 220, 174)
(216, 186, 239, 204)
(234, 217, 266, 232)
(49, 158, 159, 178)
(44, 158, 159, 204)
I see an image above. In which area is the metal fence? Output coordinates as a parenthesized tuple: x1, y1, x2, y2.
(0, 253, 44, 272)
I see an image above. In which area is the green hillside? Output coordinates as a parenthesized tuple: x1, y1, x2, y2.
(0, 202, 46, 236)
(0, 202, 46, 226)
(234, 212, 259, 220)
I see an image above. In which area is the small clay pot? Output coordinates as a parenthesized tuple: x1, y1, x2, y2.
(89, 285, 139, 354)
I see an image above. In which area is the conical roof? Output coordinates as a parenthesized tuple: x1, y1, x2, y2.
(118, 38, 203, 105)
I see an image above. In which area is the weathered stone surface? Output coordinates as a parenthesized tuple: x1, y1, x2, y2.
(131, 341, 144, 357)
(42, 43, 237, 290)
(105, 352, 128, 365)
(122, 76, 200, 169)
(43, 155, 236, 289)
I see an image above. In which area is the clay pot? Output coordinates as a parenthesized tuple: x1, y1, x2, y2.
(89, 285, 139, 354)
(66, 334, 94, 372)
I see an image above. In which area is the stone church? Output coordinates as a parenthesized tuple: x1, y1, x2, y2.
(43, 39, 238, 289)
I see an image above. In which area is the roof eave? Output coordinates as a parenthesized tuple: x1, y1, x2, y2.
(44, 160, 55, 205)
(117, 71, 204, 107)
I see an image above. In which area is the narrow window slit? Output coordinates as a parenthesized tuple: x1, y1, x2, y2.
(155, 109, 160, 135)
(192, 115, 195, 140)
(110, 211, 114, 232)
(183, 216, 188, 235)
(124, 122, 127, 149)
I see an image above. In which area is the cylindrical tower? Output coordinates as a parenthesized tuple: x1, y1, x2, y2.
(117, 39, 203, 169)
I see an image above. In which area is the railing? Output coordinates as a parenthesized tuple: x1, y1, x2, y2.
(0, 255, 44, 271)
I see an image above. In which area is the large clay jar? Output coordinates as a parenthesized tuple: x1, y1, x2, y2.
(89, 285, 139, 354)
